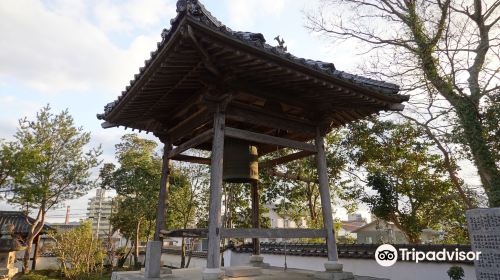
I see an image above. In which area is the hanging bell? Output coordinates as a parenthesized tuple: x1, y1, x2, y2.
(223, 138, 259, 183)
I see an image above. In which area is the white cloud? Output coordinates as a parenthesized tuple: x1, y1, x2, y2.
(94, 0, 176, 33)
(223, 0, 285, 29)
(0, 0, 172, 94)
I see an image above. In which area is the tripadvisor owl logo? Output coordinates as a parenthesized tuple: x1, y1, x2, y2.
(375, 244, 398, 267)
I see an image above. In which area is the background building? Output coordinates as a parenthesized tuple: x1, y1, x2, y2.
(352, 219, 442, 244)
(86, 189, 114, 239)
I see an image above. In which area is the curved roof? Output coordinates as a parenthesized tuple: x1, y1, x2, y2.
(0, 211, 55, 236)
(97, 0, 408, 147)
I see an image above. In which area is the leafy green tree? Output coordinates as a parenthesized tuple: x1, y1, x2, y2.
(7, 105, 101, 273)
(261, 130, 351, 229)
(0, 140, 17, 188)
(348, 120, 468, 243)
(100, 134, 161, 267)
(165, 168, 198, 268)
(221, 183, 269, 230)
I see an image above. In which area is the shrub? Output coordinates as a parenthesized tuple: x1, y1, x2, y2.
(447, 266, 465, 280)
(16, 273, 49, 280)
(49, 221, 105, 279)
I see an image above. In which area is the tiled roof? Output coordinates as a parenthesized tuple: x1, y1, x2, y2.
(98, 0, 404, 120)
(0, 211, 55, 236)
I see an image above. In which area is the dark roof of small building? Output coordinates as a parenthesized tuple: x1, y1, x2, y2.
(341, 221, 366, 232)
(49, 223, 80, 232)
(0, 211, 55, 236)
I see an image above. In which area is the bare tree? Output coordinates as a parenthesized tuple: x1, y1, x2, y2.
(306, 0, 500, 206)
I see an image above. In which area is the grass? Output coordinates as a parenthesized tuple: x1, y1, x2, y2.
(14, 271, 112, 280)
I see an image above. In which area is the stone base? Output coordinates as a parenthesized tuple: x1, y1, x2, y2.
(112, 271, 145, 280)
(249, 255, 264, 262)
(324, 261, 343, 272)
(202, 268, 225, 280)
(144, 241, 164, 278)
(314, 271, 355, 280)
(112, 268, 172, 280)
(248, 255, 270, 268)
(225, 266, 262, 277)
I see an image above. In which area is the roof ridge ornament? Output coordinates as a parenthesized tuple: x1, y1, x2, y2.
(176, 0, 199, 13)
(274, 36, 287, 52)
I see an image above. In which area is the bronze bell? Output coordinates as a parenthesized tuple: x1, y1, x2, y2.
(223, 138, 258, 183)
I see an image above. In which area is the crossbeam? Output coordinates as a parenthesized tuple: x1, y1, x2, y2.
(267, 168, 318, 184)
(161, 228, 326, 238)
(260, 150, 315, 168)
(167, 109, 211, 144)
(225, 127, 316, 152)
(226, 103, 316, 134)
(171, 154, 211, 165)
(222, 228, 326, 238)
(168, 129, 213, 159)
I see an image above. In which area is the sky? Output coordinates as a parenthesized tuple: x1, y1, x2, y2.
(0, 0, 481, 223)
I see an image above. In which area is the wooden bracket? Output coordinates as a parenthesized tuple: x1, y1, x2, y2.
(187, 25, 221, 77)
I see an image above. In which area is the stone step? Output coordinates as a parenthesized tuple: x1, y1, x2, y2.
(225, 266, 262, 278)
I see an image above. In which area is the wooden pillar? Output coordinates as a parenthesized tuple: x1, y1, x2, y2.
(251, 181, 261, 255)
(315, 127, 339, 261)
(206, 105, 226, 269)
(154, 142, 172, 241)
(31, 234, 41, 271)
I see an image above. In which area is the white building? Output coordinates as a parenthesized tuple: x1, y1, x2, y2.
(261, 204, 307, 242)
(87, 189, 115, 239)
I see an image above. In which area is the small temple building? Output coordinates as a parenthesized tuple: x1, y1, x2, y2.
(97, 0, 408, 279)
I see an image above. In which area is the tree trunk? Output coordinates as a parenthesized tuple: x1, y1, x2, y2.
(118, 245, 133, 268)
(133, 220, 140, 268)
(185, 239, 195, 268)
(180, 237, 186, 268)
(23, 210, 46, 274)
(454, 101, 500, 207)
(31, 234, 41, 271)
(22, 240, 33, 273)
(306, 186, 317, 223)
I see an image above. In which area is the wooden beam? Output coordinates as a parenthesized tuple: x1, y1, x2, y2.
(226, 103, 316, 134)
(225, 127, 316, 152)
(154, 143, 172, 241)
(161, 228, 208, 238)
(166, 108, 211, 144)
(221, 228, 326, 238)
(316, 128, 338, 261)
(388, 103, 405, 111)
(168, 129, 213, 159)
(229, 81, 312, 111)
(260, 151, 315, 168)
(187, 25, 221, 77)
(251, 181, 260, 255)
(101, 121, 118, 129)
(171, 154, 211, 165)
(267, 168, 318, 184)
(206, 105, 225, 269)
(161, 228, 327, 239)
